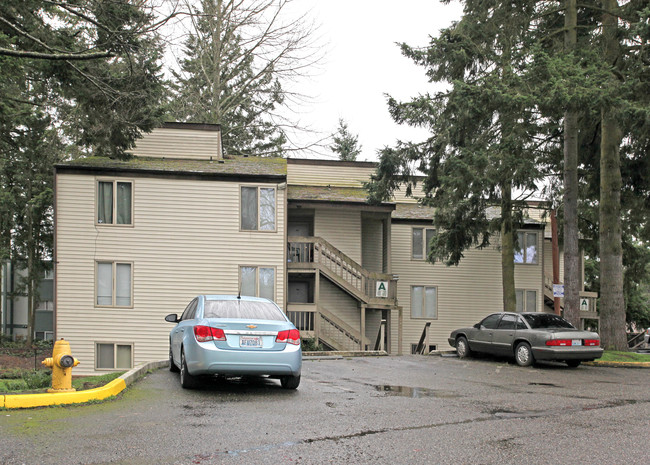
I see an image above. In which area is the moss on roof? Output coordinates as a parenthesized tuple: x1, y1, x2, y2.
(58, 155, 287, 176)
(288, 185, 374, 203)
(393, 203, 436, 220)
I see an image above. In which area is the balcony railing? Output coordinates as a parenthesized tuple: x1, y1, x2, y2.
(288, 236, 397, 304)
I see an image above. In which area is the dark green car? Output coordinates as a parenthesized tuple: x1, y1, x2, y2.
(448, 312, 604, 367)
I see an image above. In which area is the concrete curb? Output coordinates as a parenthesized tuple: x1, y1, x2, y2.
(0, 359, 167, 410)
(303, 350, 388, 357)
(584, 360, 650, 368)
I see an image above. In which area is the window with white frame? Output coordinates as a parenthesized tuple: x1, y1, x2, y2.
(516, 289, 537, 312)
(241, 186, 276, 231)
(240, 266, 275, 301)
(514, 231, 538, 264)
(411, 285, 438, 319)
(96, 261, 132, 307)
(97, 180, 132, 225)
(412, 227, 436, 260)
(96, 343, 133, 370)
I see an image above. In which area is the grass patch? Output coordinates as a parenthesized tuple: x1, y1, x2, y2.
(600, 351, 650, 363)
(72, 372, 125, 390)
(0, 370, 125, 393)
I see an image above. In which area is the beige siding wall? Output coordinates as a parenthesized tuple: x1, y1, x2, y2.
(128, 127, 222, 160)
(362, 219, 383, 273)
(389, 223, 544, 355)
(314, 208, 362, 264)
(319, 277, 360, 331)
(56, 173, 285, 375)
(514, 229, 544, 313)
(543, 237, 565, 283)
(288, 163, 374, 187)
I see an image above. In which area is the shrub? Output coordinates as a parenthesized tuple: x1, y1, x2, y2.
(2, 379, 28, 392)
(22, 370, 52, 389)
(301, 337, 325, 351)
(0, 368, 25, 379)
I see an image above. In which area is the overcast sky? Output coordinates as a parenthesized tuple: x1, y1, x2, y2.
(290, 1, 463, 161)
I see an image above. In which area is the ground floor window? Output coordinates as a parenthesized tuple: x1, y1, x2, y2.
(411, 285, 437, 319)
(516, 289, 537, 312)
(96, 343, 133, 370)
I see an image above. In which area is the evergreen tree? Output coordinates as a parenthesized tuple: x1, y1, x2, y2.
(367, 0, 548, 311)
(0, 0, 168, 341)
(169, 0, 318, 156)
(330, 119, 362, 161)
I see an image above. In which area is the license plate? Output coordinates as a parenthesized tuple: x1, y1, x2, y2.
(240, 336, 262, 348)
(572, 339, 582, 346)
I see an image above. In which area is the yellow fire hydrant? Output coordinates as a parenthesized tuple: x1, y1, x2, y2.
(42, 338, 80, 393)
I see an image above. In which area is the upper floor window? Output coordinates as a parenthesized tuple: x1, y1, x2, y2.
(96, 261, 132, 307)
(240, 266, 275, 301)
(97, 180, 132, 225)
(514, 231, 537, 264)
(241, 186, 276, 231)
(412, 227, 436, 260)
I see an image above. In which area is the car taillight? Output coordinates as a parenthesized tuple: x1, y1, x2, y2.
(584, 339, 600, 346)
(545, 339, 573, 346)
(194, 325, 226, 342)
(276, 329, 300, 345)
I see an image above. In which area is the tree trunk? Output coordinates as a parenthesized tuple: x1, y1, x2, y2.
(501, 183, 516, 312)
(599, 0, 627, 350)
(563, 0, 581, 327)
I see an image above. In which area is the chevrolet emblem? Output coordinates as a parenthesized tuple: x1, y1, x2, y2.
(246, 325, 257, 329)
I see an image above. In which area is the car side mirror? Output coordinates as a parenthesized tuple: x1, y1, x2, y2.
(165, 313, 179, 323)
(474, 323, 482, 329)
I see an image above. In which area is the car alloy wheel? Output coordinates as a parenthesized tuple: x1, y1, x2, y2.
(515, 342, 534, 367)
(456, 336, 471, 359)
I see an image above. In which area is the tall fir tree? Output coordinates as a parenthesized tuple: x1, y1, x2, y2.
(169, 0, 318, 156)
(330, 119, 362, 161)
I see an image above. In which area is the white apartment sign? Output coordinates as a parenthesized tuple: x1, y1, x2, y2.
(553, 284, 564, 298)
(580, 298, 589, 312)
(376, 281, 389, 298)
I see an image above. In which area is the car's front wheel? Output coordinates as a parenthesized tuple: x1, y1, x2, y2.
(280, 374, 300, 390)
(169, 347, 179, 373)
(515, 342, 534, 367)
(180, 349, 199, 389)
(456, 336, 471, 359)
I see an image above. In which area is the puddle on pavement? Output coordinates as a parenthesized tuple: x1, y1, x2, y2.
(374, 385, 460, 398)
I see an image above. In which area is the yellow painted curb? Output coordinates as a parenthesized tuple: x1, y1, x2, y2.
(1, 378, 126, 409)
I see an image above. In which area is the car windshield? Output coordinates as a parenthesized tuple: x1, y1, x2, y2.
(203, 300, 286, 321)
(522, 314, 575, 329)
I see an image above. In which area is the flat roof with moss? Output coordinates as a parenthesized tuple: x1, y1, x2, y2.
(56, 155, 287, 181)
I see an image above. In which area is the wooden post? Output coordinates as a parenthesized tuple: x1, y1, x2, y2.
(314, 270, 320, 342)
(398, 307, 403, 355)
(360, 303, 366, 350)
(380, 319, 386, 352)
(551, 209, 561, 316)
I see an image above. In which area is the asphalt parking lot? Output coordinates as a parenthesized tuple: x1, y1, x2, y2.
(2, 354, 649, 464)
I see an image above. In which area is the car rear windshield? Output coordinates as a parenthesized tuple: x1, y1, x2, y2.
(522, 314, 575, 329)
(203, 300, 286, 321)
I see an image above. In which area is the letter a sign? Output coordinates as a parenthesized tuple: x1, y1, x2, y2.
(376, 281, 388, 298)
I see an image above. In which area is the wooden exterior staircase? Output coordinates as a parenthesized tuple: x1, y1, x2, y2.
(287, 236, 397, 350)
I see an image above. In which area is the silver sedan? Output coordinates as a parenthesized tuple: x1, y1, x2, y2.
(448, 312, 603, 367)
(165, 295, 302, 389)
